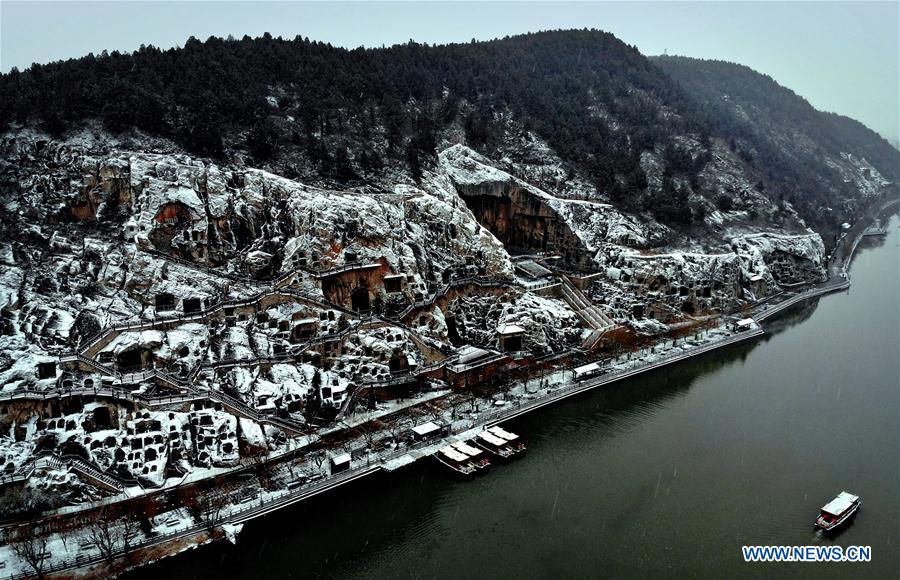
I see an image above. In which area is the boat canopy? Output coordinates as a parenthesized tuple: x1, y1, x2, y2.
(489, 426, 519, 441)
(479, 431, 508, 446)
(439, 446, 469, 463)
(452, 441, 483, 457)
(821, 491, 859, 515)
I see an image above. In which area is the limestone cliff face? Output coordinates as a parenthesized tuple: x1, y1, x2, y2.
(0, 135, 515, 335)
(438, 143, 828, 325)
(0, 131, 836, 378)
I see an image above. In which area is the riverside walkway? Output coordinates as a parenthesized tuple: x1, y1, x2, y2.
(4, 199, 896, 579)
(0, 320, 766, 580)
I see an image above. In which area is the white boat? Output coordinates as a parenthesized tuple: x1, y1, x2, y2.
(434, 446, 477, 479)
(451, 441, 491, 470)
(815, 491, 860, 531)
(474, 430, 516, 460)
(487, 426, 526, 455)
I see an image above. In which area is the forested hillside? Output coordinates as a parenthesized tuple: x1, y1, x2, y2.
(0, 31, 702, 186)
(654, 55, 899, 230)
(1, 30, 894, 239)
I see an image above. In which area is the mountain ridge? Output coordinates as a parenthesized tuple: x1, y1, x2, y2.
(1, 29, 895, 244)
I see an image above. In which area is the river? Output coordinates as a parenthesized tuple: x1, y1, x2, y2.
(129, 215, 899, 579)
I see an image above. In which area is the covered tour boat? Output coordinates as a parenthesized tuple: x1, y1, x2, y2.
(487, 426, 526, 456)
(815, 491, 860, 531)
(434, 446, 477, 478)
(475, 430, 516, 460)
(451, 441, 491, 470)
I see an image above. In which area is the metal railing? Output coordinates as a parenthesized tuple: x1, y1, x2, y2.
(754, 279, 850, 322)
(477, 325, 765, 426)
(0, 438, 440, 580)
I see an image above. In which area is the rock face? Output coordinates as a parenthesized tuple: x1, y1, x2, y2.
(0, 116, 889, 501)
(730, 232, 826, 294)
(438, 143, 831, 329)
(449, 291, 583, 355)
(654, 55, 899, 241)
(441, 145, 591, 263)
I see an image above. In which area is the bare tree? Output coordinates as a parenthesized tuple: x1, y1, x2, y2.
(88, 507, 123, 571)
(309, 450, 327, 474)
(128, 495, 162, 539)
(196, 490, 228, 535)
(11, 525, 48, 580)
(120, 513, 140, 557)
(248, 452, 273, 491)
(424, 402, 444, 423)
(284, 456, 298, 480)
(359, 420, 383, 451)
(388, 417, 410, 444)
(448, 395, 467, 420)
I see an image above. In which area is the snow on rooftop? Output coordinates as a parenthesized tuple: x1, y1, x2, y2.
(411, 421, 440, 436)
(736, 318, 755, 327)
(821, 491, 858, 515)
(456, 345, 492, 364)
(332, 453, 351, 465)
(573, 362, 600, 376)
(515, 260, 552, 279)
(438, 446, 469, 463)
(497, 324, 526, 335)
(478, 431, 508, 446)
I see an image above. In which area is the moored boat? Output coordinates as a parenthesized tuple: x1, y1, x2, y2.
(488, 426, 526, 456)
(434, 445, 477, 478)
(474, 430, 516, 460)
(815, 491, 860, 531)
(451, 441, 491, 470)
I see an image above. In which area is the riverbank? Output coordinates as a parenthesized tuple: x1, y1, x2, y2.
(127, 212, 900, 580)
(2, 199, 896, 579)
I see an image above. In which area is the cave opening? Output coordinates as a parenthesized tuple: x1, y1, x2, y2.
(351, 288, 371, 313)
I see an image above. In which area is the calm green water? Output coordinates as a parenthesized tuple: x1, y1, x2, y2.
(130, 216, 899, 579)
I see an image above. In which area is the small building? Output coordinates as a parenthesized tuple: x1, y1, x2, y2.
(409, 421, 450, 443)
(734, 317, 755, 332)
(573, 362, 600, 381)
(748, 274, 766, 296)
(515, 260, 552, 280)
(330, 453, 351, 474)
(446, 345, 511, 389)
(497, 324, 526, 352)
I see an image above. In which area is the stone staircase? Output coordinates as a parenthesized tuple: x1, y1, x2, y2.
(560, 277, 615, 350)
